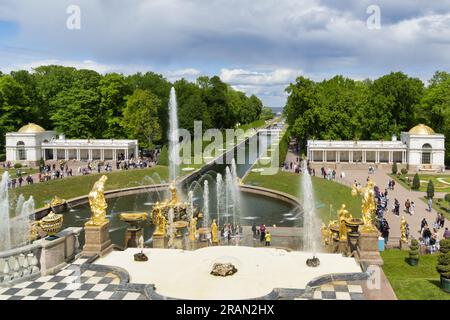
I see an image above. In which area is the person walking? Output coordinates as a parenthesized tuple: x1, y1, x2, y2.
(260, 224, 266, 243)
(251, 223, 257, 239)
(404, 199, 411, 214)
(443, 228, 450, 240)
(409, 201, 415, 216)
(428, 197, 433, 212)
(265, 231, 271, 246)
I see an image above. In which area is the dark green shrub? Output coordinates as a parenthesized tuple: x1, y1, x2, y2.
(0, 154, 5, 162)
(412, 173, 420, 190)
(426, 180, 435, 200)
(445, 194, 450, 203)
(409, 238, 419, 261)
(392, 162, 398, 175)
(157, 145, 168, 166)
(437, 239, 450, 279)
(13, 163, 22, 169)
(401, 168, 408, 175)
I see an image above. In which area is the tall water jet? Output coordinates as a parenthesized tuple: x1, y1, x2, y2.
(203, 180, 209, 228)
(167, 208, 175, 248)
(300, 160, 321, 253)
(216, 173, 223, 228)
(12, 196, 35, 248)
(230, 159, 242, 226)
(168, 87, 180, 182)
(225, 167, 234, 225)
(188, 190, 194, 220)
(15, 194, 25, 217)
(0, 171, 11, 251)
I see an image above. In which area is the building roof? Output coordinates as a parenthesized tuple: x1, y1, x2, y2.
(17, 123, 46, 134)
(408, 124, 435, 135)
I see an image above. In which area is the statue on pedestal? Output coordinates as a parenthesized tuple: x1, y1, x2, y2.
(153, 204, 166, 237)
(352, 178, 377, 233)
(338, 204, 352, 240)
(189, 217, 197, 241)
(321, 223, 331, 246)
(400, 216, 408, 243)
(86, 175, 108, 226)
(211, 219, 219, 244)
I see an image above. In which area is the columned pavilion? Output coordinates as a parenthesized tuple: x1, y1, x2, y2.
(307, 124, 446, 171)
(5, 123, 139, 165)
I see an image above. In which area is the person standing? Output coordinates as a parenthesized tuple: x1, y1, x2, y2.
(409, 201, 415, 216)
(265, 231, 271, 246)
(251, 223, 257, 239)
(404, 199, 411, 214)
(260, 224, 266, 243)
(428, 197, 433, 212)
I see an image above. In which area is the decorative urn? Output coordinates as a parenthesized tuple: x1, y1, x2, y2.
(39, 211, 64, 240)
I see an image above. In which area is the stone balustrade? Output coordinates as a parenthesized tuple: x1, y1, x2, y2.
(0, 227, 82, 286)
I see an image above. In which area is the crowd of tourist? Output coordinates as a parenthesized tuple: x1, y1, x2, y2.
(2, 149, 161, 190)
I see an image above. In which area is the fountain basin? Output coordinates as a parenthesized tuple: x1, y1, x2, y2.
(95, 246, 362, 300)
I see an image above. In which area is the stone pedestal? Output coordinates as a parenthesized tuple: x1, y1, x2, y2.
(82, 221, 114, 257)
(357, 231, 383, 265)
(339, 239, 348, 254)
(152, 234, 165, 249)
(399, 240, 409, 250)
(38, 237, 67, 276)
(196, 240, 209, 249)
(124, 228, 143, 249)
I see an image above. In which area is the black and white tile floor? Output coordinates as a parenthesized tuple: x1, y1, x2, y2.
(0, 257, 365, 300)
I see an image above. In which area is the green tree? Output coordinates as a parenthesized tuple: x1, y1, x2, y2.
(121, 89, 162, 149)
(426, 180, 435, 200)
(0, 76, 32, 151)
(392, 162, 398, 175)
(412, 173, 421, 190)
(50, 88, 101, 138)
(419, 71, 450, 165)
(99, 73, 130, 138)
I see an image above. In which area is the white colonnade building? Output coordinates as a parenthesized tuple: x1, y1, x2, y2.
(307, 124, 446, 172)
(5, 123, 139, 165)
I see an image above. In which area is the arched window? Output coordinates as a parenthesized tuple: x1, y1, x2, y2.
(422, 143, 432, 164)
(16, 141, 26, 160)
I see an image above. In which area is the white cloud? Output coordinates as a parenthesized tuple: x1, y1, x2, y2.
(220, 68, 302, 86)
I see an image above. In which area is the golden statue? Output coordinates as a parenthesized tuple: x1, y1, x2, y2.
(400, 216, 408, 243)
(338, 204, 352, 240)
(152, 204, 166, 236)
(211, 219, 219, 244)
(168, 183, 179, 206)
(189, 217, 197, 241)
(352, 178, 377, 233)
(321, 222, 331, 245)
(47, 196, 66, 208)
(86, 175, 109, 226)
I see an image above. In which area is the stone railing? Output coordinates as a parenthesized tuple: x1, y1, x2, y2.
(0, 227, 82, 286)
(0, 243, 41, 286)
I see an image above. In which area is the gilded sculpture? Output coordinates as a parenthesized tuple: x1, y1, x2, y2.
(86, 175, 109, 226)
(321, 222, 331, 245)
(189, 216, 198, 241)
(338, 204, 352, 240)
(211, 219, 219, 244)
(351, 178, 377, 233)
(400, 216, 408, 243)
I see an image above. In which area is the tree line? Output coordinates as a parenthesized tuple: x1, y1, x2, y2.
(283, 71, 450, 165)
(0, 65, 267, 157)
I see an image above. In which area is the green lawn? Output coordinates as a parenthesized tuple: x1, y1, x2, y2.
(243, 170, 362, 223)
(391, 173, 450, 193)
(0, 167, 39, 178)
(423, 197, 450, 220)
(381, 249, 449, 300)
(11, 166, 168, 209)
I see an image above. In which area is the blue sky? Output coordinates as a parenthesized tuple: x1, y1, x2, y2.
(1, 0, 450, 107)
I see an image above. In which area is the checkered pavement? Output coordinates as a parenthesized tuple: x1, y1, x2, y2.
(0, 257, 146, 300)
(309, 280, 365, 300)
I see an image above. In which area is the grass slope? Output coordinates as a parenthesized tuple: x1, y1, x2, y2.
(243, 170, 362, 223)
(11, 166, 168, 209)
(381, 249, 450, 300)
